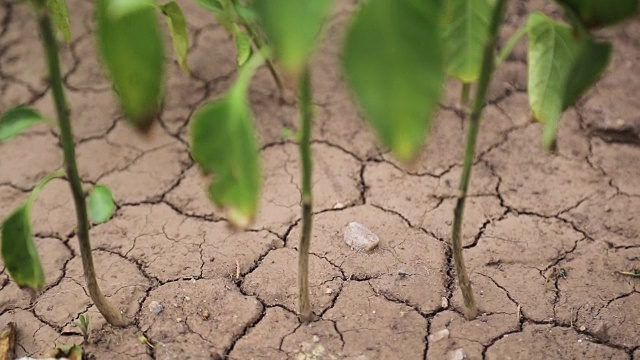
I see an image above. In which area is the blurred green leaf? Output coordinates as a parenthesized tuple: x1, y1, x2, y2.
(195, 0, 223, 12)
(87, 185, 115, 224)
(253, 0, 334, 76)
(1, 206, 44, 290)
(554, 0, 639, 28)
(444, 0, 495, 83)
(47, 0, 72, 44)
(190, 55, 263, 228)
(562, 39, 611, 109)
(343, 0, 445, 163)
(0, 106, 48, 142)
(234, 26, 252, 66)
(195, 0, 234, 32)
(234, 2, 257, 24)
(527, 13, 580, 149)
(0, 169, 62, 292)
(160, 1, 190, 74)
(96, 0, 165, 131)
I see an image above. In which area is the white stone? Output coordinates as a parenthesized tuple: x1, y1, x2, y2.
(428, 328, 450, 343)
(148, 301, 163, 315)
(450, 348, 465, 360)
(343, 222, 379, 251)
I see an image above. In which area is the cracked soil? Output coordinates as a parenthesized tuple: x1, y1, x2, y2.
(0, 0, 639, 359)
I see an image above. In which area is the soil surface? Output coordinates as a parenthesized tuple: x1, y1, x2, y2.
(1, 0, 639, 359)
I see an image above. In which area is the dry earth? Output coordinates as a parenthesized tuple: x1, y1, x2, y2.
(0, 0, 639, 359)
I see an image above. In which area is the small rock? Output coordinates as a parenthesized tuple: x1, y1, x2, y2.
(450, 348, 465, 360)
(579, 326, 586, 331)
(200, 309, 210, 320)
(427, 328, 450, 343)
(312, 335, 320, 343)
(184, 296, 191, 301)
(593, 322, 609, 341)
(176, 317, 183, 323)
(325, 288, 333, 294)
(333, 202, 345, 209)
(441, 297, 449, 309)
(343, 222, 380, 252)
(148, 301, 163, 315)
(398, 269, 408, 277)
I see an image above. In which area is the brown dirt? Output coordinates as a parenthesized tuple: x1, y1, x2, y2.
(1, 0, 639, 359)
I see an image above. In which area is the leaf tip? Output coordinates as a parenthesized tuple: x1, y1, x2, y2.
(226, 208, 254, 230)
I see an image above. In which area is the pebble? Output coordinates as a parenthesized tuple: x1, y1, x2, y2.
(343, 222, 380, 252)
(148, 301, 164, 315)
(312, 335, 320, 343)
(450, 348, 465, 360)
(325, 288, 333, 294)
(441, 297, 449, 309)
(428, 329, 450, 343)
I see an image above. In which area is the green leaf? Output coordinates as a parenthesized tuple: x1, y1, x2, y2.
(0, 170, 63, 291)
(0, 106, 48, 142)
(195, 0, 234, 32)
(194, 0, 224, 12)
(343, 0, 445, 163)
(234, 26, 252, 67)
(562, 39, 611, 109)
(160, 1, 190, 74)
(554, 0, 639, 28)
(444, 0, 495, 83)
(47, 0, 72, 44)
(190, 55, 263, 228)
(96, 0, 165, 131)
(253, 0, 334, 76)
(1, 206, 44, 290)
(527, 13, 581, 148)
(87, 185, 115, 224)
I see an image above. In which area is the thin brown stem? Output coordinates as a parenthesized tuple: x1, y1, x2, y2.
(35, 3, 125, 326)
(297, 66, 313, 323)
(451, 0, 508, 320)
(242, 23, 286, 100)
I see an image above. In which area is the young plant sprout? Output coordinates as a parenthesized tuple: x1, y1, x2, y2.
(190, 0, 334, 323)
(342, 0, 636, 319)
(1, 0, 186, 326)
(253, 0, 335, 323)
(71, 314, 90, 342)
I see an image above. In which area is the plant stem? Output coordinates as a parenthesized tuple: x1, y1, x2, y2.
(461, 83, 471, 105)
(243, 23, 286, 99)
(495, 23, 527, 66)
(297, 66, 313, 323)
(35, 4, 126, 326)
(452, 0, 508, 321)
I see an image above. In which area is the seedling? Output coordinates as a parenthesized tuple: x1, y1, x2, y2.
(139, 335, 155, 349)
(342, 0, 637, 319)
(190, 1, 333, 323)
(0, 0, 188, 326)
(71, 314, 90, 342)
